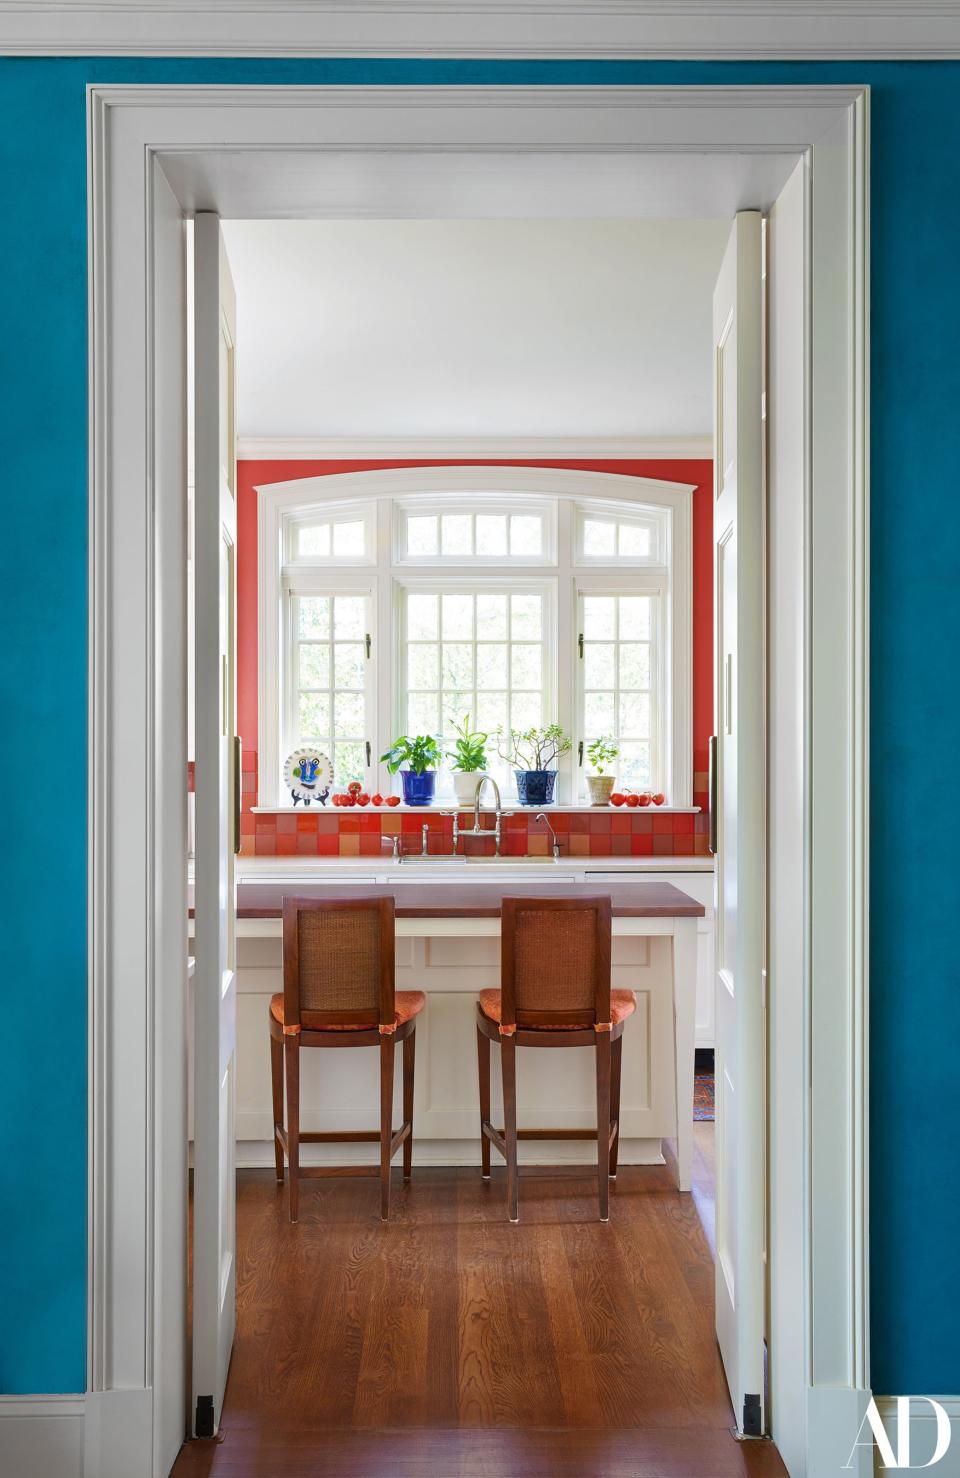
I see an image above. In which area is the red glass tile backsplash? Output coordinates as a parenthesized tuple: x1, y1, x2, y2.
(235, 750, 709, 859)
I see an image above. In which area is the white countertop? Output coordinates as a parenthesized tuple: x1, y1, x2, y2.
(234, 853, 713, 879)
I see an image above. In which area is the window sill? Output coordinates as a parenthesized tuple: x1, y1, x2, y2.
(251, 801, 701, 815)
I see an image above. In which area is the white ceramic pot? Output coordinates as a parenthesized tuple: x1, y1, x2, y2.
(586, 774, 616, 806)
(453, 771, 485, 805)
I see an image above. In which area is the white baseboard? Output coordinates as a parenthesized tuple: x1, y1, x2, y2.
(873, 1398, 960, 1478)
(84, 1388, 154, 1478)
(0, 1396, 84, 1478)
(236, 1135, 666, 1168)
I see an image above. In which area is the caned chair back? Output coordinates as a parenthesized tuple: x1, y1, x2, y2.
(499, 895, 612, 1030)
(282, 895, 395, 1030)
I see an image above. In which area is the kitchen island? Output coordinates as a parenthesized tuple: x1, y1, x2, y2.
(198, 870, 706, 1191)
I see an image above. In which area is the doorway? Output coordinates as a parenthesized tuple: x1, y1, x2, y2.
(88, 84, 869, 1478)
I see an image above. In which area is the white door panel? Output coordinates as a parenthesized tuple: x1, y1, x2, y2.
(713, 212, 766, 1439)
(192, 213, 238, 1439)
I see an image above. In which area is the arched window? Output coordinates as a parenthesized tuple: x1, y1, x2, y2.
(257, 466, 693, 806)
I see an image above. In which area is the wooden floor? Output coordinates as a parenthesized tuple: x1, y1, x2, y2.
(173, 1128, 786, 1477)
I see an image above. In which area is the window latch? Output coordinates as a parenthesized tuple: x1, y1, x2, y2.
(578, 632, 584, 658)
(578, 741, 584, 767)
(365, 740, 372, 766)
(365, 633, 372, 659)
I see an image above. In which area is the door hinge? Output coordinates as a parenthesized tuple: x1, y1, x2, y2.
(742, 1393, 762, 1438)
(195, 1395, 215, 1439)
(578, 740, 584, 767)
(578, 632, 584, 659)
(365, 632, 372, 658)
(365, 740, 372, 766)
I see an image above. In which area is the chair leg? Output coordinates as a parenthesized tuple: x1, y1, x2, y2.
(284, 1036, 300, 1223)
(380, 1034, 396, 1221)
(596, 1032, 612, 1222)
(609, 1033, 623, 1181)
(402, 1029, 416, 1181)
(477, 1025, 491, 1180)
(501, 1035, 519, 1223)
(269, 1028, 284, 1183)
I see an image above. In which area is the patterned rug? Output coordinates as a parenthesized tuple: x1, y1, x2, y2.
(694, 1072, 715, 1122)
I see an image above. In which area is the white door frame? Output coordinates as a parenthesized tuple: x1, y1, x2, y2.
(81, 84, 868, 1478)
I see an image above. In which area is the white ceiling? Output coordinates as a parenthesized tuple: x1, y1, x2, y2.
(221, 218, 730, 440)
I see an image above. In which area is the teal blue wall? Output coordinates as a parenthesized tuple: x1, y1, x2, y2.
(1, 55, 957, 1399)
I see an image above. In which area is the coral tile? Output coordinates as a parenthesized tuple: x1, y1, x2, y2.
(255, 813, 277, 832)
(276, 814, 296, 835)
(380, 812, 402, 835)
(242, 749, 257, 773)
(589, 835, 614, 855)
(255, 834, 276, 855)
(652, 814, 674, 834)
(296, 814, 317, 832)
(569, 813, 591, 833)
(240, 812, 255, 835)
(339, 814, 361, 833)
(674, 811, 695, 834)
(359, 832, 382, 855)
(314, 813, 339, 833)
(276, 832, 297, 855)
(339, 833, 360, 856)
(630, 813, 653, 833)
(296, 832, 318, 855)
(611, 812, 631, 834)
(568, 833, 589, 856)
(610, 835, 630, 855)
(589, 811, 612, 831)
(653, 834, 674, 854)
(630, 833, 653, 855)
(359, 812, 381, 832)
(317, 834, 338, 856)
(527, 833, 548, 856)
(551, 812, 571, 831)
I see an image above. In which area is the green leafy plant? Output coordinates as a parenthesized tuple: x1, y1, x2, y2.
(587, 736, 620, 775)
(446, 715, 488, 774)
(496, 723, 571, 772)
(380, 734, 442, 775)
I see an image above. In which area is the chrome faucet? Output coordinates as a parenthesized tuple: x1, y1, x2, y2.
(535, 812, 561, 860)
(454, 775, 502, 856)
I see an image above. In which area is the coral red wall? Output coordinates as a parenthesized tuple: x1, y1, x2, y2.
(236, 458, 714, 800)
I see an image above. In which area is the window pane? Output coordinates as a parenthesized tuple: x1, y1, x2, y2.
(332, 519, 365, 558)
(298, 642, 329, 688)
(584, 642, 615, 688)
(477, 642, 508, 688)
(619, 642, 651, 690)
(618, 522, 650, 557)
(584, 691, 616, 734)
(442, 642, 474, 690)
(441, 592, 474, 639)
(298, 595, 330, 638)
(476, 591, 508, 638)
(511, 593, 542, 641)
(510, 514, 542, 557)
(298, 691, 330, 739)
(334, 692, 364, 736)
(511, 643, 541, 689)
(510, 691, 542, 730)
(407, 515, 438, 556)
(441, 691, 473, 732)
(441, 513, 473, 557)
(619, 691, 651, 736)
(583, 595, 615, 639)
(476, 514, 507, 556)
(407, 691, 439, 735)
(583, 517, 616, 557)
(619, 596, 651, 640)
(334, 741, 365, 789)
(476, 691, 508, 735)
(333, 642, 365, 690)
(619, 740, 651, 789)
(297, 523, 330, 557)
(407, 642, 439, 690)
(333, 595, 366, 639)
(406, 591, 438, 640)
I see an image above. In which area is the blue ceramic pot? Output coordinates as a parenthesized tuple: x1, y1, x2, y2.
(514, 769, 557, 806)
(401, 769, 436, 806)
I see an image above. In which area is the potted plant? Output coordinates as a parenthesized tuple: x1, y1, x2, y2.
(496, 723, 571, 806)
(446, 715, 489, 805)
(586, 736, 620, 806)
(380, 734, 441, 806)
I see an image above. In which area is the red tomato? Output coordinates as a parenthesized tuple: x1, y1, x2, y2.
(342, 794, 355, 806)
(610, 792, 625, 806)
(652, 793, 666, 805)
(356, 793, 370, 806)
(332, 794, 342, 806)
(386, 794, 401, 807)
(371, 793, 383, 806)
(638, 792, 652, 806)
(347, 780, 362, 794)
(625, 793, 640, 807)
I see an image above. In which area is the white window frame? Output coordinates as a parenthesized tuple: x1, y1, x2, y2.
(393, 494, 557, 566)
(284, 497, 376, 567)
(258, 465, 693, 805)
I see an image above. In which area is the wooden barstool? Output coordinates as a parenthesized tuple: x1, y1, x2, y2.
(269, 895, 424, 1222)
(476, 894, 635, 1223)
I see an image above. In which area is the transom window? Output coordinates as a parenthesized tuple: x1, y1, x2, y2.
(258, 467, 692, 807)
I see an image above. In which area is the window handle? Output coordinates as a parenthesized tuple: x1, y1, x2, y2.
(578, 741, 584, 767)
(365, 632, 372, 658)
(365, 740, 372, 766)
(578, 632, 584, 658)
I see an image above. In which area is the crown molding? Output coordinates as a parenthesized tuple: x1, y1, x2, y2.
(3, 2, 960, 59)
(237, 435, 714, 462)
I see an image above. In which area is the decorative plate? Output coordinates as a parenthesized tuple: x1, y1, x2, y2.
(283, 748, 333, 807)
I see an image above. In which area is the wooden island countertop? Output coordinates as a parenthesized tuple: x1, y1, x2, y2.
(234, 878, 705, 920)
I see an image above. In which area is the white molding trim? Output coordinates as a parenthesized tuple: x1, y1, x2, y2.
(5, 2, 960, 59)
(88, 82, 868, 1475)
(238, 435, 713, 462)
(255, 463, 694, 807)
(0, 1397, 85, 1478)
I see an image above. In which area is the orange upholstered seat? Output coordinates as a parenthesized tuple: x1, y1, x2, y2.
(478, 986, 636, 1030)
(270, 989, 426, 1032)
